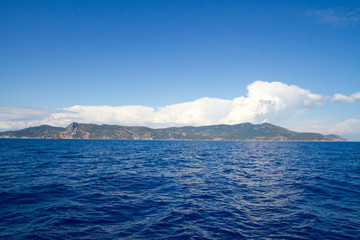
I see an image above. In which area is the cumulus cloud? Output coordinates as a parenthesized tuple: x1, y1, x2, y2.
(332, 92, 360, 103)
(66, 81, 322, 126)
(154, 97, 233, 126)
(220, 81, 323, 124)
(0, 81, 326, 131)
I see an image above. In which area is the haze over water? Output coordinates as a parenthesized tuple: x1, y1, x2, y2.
(1, 139, 359, 239)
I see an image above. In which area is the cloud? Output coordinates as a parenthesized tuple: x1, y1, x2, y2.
(305, 7, 360, 26)
(329, 119, 360, 134)
(332, 92, 360, 103)
(0, 81, 326, 132)
(0, 106, 66, 120)
(0, 106, 72, 131)
(63, 82, 322, 127)
(154, 97, 233, 126)
(301, 118, 360, 137)
(220, 81, 323, 124)
(63, 105, 156, 125)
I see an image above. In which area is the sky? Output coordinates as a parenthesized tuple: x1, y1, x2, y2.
(0, 0, 359, 140)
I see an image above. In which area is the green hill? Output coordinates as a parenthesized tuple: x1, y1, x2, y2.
(0, 122, 346, 141)
(0, 125, 65, 139)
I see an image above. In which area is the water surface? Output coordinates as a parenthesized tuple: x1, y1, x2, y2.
(1, 140, 359, 239)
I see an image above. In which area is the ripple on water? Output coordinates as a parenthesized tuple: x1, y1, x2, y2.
(0, 140, 360, 239)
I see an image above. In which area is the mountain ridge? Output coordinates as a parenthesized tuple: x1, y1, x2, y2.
(0, 122, 346, 141)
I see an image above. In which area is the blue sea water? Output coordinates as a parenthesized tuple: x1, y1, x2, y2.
(0, 139, 359, 240)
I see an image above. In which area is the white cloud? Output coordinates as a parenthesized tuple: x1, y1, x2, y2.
(0, 81, 349, 134)
(295, 119, 360, 141)
(329, 119, 360, 134)
(63, 105, 156, 125)
(220, 81, 323, 124)
(0, 106, 73, 131)
(332, 92, 360, 103)
(154, 97, 233, 126)
(2, 81, 358, 139)
(0, 81, 325, 131)
(0, 106, 66, 121)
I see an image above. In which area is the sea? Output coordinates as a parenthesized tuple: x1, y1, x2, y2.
(0, 139, 359, 240)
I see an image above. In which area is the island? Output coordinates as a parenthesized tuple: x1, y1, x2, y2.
(0, 122, 346, 141)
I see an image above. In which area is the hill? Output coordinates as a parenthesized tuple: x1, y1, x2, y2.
(0, 122, 346, 141)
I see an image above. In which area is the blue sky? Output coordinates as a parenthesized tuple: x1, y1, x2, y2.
(0, 0, 359, 140)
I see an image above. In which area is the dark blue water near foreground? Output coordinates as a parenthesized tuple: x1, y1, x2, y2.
(1, 140, 359, 239)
